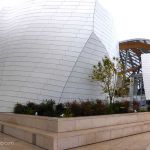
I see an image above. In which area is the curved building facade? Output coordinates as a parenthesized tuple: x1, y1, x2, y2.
(0, 0, 118, 111)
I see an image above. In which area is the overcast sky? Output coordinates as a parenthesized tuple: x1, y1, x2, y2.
(100, 0, 150, 41)
(0, 0, 149, 41)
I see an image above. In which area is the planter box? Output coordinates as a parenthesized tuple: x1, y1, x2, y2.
(0, 112, 150, 150)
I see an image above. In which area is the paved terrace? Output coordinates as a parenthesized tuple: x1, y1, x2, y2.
(0, 132, 43, 150)
(1, 132, 150, 150)
(71, 132, 150, 150)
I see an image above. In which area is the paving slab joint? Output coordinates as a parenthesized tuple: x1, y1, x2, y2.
(1, 125, 4, 133)
(32, 133, 36, 145)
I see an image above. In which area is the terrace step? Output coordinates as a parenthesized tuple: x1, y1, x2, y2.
(0, 121, 57, 150)
(1, 119, 150, 150)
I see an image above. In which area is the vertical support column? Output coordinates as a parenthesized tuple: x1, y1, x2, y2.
(129, 77, 134, 111)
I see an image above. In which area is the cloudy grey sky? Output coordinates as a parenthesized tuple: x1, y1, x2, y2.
(100, 0, 150, 41)
(0, 0, 149, 41)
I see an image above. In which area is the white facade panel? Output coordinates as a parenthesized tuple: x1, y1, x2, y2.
(94, 0, 118, 57)
(141, 54, 150, 100)
(0, 0, 118, 111)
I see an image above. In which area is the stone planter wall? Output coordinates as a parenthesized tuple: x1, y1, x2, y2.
(0, 112, 150, 150)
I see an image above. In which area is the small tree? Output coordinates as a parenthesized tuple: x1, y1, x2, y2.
(91, 56, 128, 105)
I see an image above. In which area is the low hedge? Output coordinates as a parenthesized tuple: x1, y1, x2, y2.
(14, 99, 140, 117)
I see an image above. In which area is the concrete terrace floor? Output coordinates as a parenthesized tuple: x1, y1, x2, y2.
(0, 132, 44, 150)
(1, 132, 150, 150)
(71, 132, 150, 150)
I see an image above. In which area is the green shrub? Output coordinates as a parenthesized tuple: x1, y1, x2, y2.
(107, 101, 130, 114)
(38, 99, 55, 117)
(64, 105, 73, 117)
(63, 100, 108, 117)
(139, 108, 146, 112)
(80, 101, 95, 116)
(66, 101, 82, 117)
(14, 99, 140, 117)
(25, 102, 38, 115)
(133, 100, 140, 111)
(14, 103, 26, 114)
(93, 100, 108, 115)
(55, 103, 65, 116)
(14, 100, 56, 116)
(147, 106, 150, 112)
(118, 100, 130, 113)
(25, 107, 35, 115)
(112, 102, 121, 114)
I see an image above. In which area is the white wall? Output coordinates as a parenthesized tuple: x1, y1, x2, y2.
(94, 0, 118, 57)
(141, 54, 150, 100)
(0, 0, 118, 111)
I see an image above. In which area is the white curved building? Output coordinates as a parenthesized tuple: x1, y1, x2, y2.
(0, 0, 118, 112)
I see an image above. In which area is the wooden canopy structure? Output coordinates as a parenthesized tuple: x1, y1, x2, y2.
(119, 39, 150, 76)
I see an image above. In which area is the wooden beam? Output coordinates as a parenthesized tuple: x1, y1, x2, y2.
(126, 66, 140, 73)
(119, 41, 150, 51)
